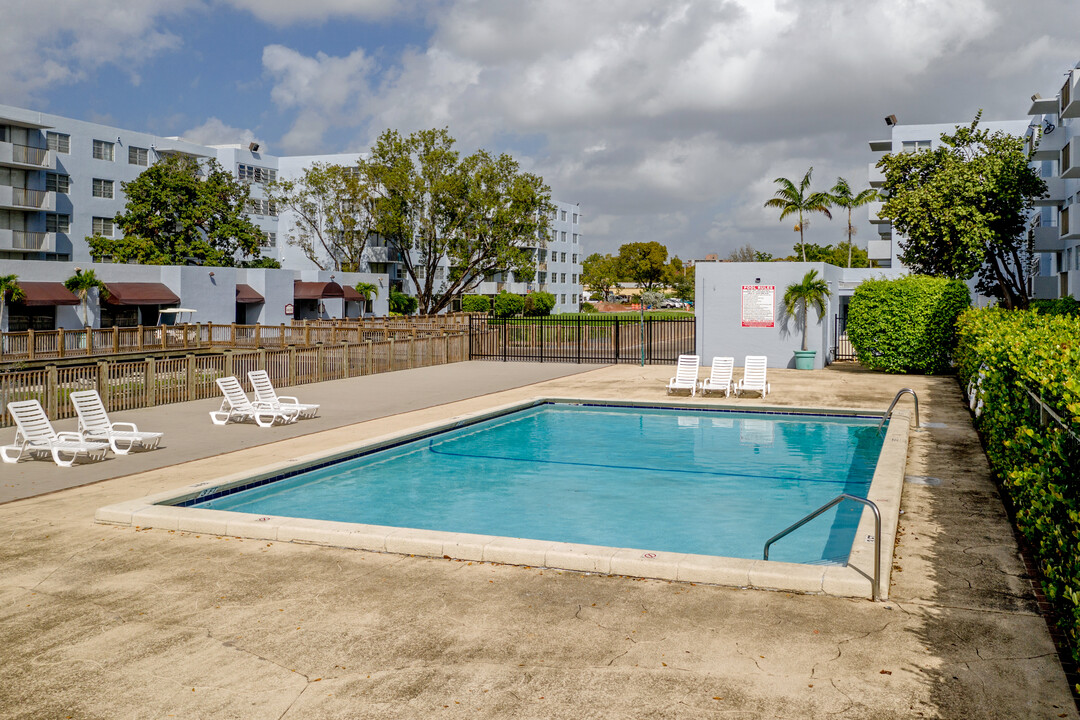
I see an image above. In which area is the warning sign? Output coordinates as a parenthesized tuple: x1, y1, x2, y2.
(741, 285, 775, 327)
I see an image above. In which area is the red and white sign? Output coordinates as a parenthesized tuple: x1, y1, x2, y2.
(741, 285, 775, 327)
(284, 303, 294, 316)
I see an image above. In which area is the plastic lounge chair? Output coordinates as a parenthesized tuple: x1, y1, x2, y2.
(0, 399, 110, 467)
(70, 390, 163, 455)
(735, 356, 770, 398)
(210, 376, 300, 427)
(247, 370, 319, 419)
(666, 354, 700, 396)
(700, 356, 734, 397)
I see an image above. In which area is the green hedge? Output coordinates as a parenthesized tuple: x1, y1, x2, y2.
(523, 291, 556, 317)
(956, 307, 1080, 666)
(461, 295, 491, 313)
(846, 275, 970, 374)
(493, 291, 524, 318)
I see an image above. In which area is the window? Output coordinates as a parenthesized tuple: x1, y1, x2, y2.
(92, 217, 114, 236)
(45, 173, 70, 193)
(245, 198, 277, 216)
(561, 252, 566, 262)
(572, 254, 577, 263)
(572, 274, 577, 284)
(550, 228, 558, 241)
(572, 294, 577, 304)
(46, 132, 70, 154)
(260, 231, 276, 248)
(93, 140, 114, 161)
(237, 164, 277, 185)
(561, 273, 566, 283)
(560, 231, 567, 242)
(573, 213, 578, 224)
(561, 210, 567, 221)
(573, 233, 578, 244)
(901, 140, 932, 153)
(92, 178, 114, 199)
(46, 214, 70, 233)
(561, 294, 566, 303)
(128, 146, 149, 166)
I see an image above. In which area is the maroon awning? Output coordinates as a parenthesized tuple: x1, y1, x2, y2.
(294, 281, 344, 300)
(103, 282, 180, 306)
(342, 286, 364, 302)
(235, 283, 265, 304)
(8, 282, 80, 306)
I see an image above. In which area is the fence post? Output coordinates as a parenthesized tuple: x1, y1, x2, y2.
(259, 348, 267, 371)
(46, 365, 58, 418)
(137, 325, 144, 351)
(408, 334, 415, 369)
(389, 338, 396, 371)
(97, 361, 108, 407)
(365, 340, 373, 375)
(27, 329, 35, 360)
(467, 315, 473, 359)
(315, 344, 323, 382)
(289, 345, 297, 384)
(58, 328, 65, 359)
(224, 350, 233, 380)
(186, 354, 196, 401)
(161, 324, 167, 350)
(577, 315, 582, 364)
(112, 326, 119, 353)
(255, 323, 261, 348)
(145, 357, 156, 408)
(614, 319, 620, 363)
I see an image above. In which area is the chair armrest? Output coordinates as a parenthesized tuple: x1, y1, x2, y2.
(276, 396, 301, 405)
(56, 431, 85, 442)
(111, 422, 139, 432)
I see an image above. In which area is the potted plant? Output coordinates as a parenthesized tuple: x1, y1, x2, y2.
(783, 269, 831, 370)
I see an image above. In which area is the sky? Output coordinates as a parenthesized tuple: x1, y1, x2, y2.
(4, 0, 1079, 261)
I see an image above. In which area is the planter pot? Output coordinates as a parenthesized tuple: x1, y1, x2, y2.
(793, 349, 816, 370)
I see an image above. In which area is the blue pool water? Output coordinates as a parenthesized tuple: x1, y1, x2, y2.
(192, 404, 885, 565)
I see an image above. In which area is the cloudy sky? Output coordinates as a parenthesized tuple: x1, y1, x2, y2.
(4, 0, 1079, 260)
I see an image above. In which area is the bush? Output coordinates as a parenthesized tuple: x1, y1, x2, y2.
(461, 295, 491, 313)
(1029, 297, 1080, 317)
(492, 291, 524, 318)
(580, 302, 598, 313)
(955, 308, 1080, 666)
(846, 275, 970, 374)
(523, 291, 556, 317)
(389, 289, 418, 315)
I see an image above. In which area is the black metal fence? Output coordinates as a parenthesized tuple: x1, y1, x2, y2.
(834, 315, 856, 361)
(468, 314, 696, 364)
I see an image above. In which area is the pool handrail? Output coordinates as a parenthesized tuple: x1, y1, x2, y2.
(763, 493, 882, 601)
(878, 388, 919, 434)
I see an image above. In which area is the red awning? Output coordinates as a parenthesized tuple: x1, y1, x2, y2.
(235, 283, 265, 304)
(294, 281, 344, 300)
(342, 286, 364, 302)
(103, 282, 180, 306)
(8, 282, 80, 306)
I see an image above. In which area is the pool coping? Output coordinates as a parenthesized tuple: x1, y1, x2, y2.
(95, 397, 910, 600)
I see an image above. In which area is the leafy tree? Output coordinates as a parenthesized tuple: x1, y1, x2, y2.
(617, 241, 668, 290)
(785, 241, 869, 268)
(241, 256, 282, 269)
(389, 289, 418, 315)
(878, 113, 1045, 309)
(354, 281, 378, 301)
(493, 290, 524, 318)
(89, 154, 268, 267)
(782, 268, 831, 351)
(461, 295, 491, 313)
(269, 162, 375, 272)
(0, 274, 26, 331)
(726, 243, 757, 262)
(754, 250, 774, 262)
(362, 128, 553, 315)
(665, 257, 695, 302)
(63, 269, 108, 327)
(764, 168, 833, 262)
(523, 291, 556, 316)
(828, 177, 878, 268)
(640, 289, 666, 309)
(581, 252, 622, 301)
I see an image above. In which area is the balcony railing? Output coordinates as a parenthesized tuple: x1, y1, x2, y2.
(12, 144, 48, 167)
(12, 231, 47, 250)
(12, 188, 47, 208)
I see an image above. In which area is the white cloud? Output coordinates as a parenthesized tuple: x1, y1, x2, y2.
(220, 0, 405, 25)
(180, 117, 262, 148)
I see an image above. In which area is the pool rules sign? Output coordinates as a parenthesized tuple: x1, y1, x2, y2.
(741, 285, 775, 327)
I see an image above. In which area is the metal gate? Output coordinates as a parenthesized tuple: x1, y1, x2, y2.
(468, 314, 696, 364)
(833, 314, 856, 361)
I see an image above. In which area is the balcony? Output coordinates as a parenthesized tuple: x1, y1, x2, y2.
(363, 245, 404, 264)
(868, 139, 892, 152)
(1035, 177, 1066, 206)
(1062, 137, 1080, 179)
(1062, 206, 1080, 240)
(536, 261, 548, 271)
(1031, 127, 1067, 161)
(1028, 96, 1059, 116)
(0, 142, 53, 170)
(866, 200, 890, 225)
(1031, 275, 1061, 300)
(0, 186, 55, 212)
(1061, 70, 1080, 119)
(867, 239, 892, 262)
(1032, 224, 1063, 252)
(0, 229, 56, 253)
(867, 162, 885, 187)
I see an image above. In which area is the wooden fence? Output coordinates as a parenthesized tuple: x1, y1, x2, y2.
(0, 331, 468, 427)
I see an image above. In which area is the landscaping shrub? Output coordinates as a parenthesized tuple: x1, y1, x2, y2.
(955, 307, 1080, 667)
(523, 291, 556, 317)
(389, 289, 418, 315)
(461, 295, 491, 313)
(492, 291, 524, 318)
(846, 275, 970, 373)
(1029, 297, 1080, 317)
(580, 302, 598, 313)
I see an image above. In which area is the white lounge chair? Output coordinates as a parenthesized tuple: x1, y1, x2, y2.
(210, 377, 301, 427)
(70, 390, 163, 455)
(0, 399, 110, 467)
(735, 355, 770, 398)
(247, 370, 319, 419)
(700, 356, 734, 397)
(666, 354, 700, 396)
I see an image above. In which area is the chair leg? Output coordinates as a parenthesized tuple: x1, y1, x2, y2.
(51, 448, 76, 467)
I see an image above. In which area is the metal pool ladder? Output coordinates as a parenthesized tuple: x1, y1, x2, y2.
(763, 493, 882, 601)
(878, 388, 919, 433)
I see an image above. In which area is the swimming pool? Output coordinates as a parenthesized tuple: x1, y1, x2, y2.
(97, 398, 911, 599)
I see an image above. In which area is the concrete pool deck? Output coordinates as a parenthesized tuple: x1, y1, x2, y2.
(1, 362, 1076, 718)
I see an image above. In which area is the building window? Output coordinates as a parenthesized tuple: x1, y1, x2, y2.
(901, 140, 932, 153)
(572, 254, 577, 263)
(560, 231, 567, 242)
(550, 228, 557, 241)
(561, 294, 566, 303)
(561, 273, 566, 283)
(92, 217, 114, 237)
(572, 274, 577, 284)
(46, 132, 70, 154)
(92, 178, 114, 199)
(572, 294, 577, 304)
(45, 173, 70, 194)
(561, 252, 566, 262)
(46, 214, 71, 233)
(93, 140, 115, 161)
(128, 146, 149, 166)
(561, 210, 567, 221)
(237, 164, 277, 185)
(260, 231, 276, 248)
(245, 198, 277, 216)
(573, 233, 579, 244)
(573, 213, 578, 224)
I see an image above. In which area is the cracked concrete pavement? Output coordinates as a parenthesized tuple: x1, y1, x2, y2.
(0, 361, 1076, 718)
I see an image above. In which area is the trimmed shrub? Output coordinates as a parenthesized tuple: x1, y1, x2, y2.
(846, 275, 970, 374)
(955, 308, 1080, 665)
(1030, 297, 1080, 317)
(523, 291, 556, 317)
(388, 289, 418, 315)
(461, 295, 491, 313)
(580, 302, 598, 313)
(492, 291, 524, 318)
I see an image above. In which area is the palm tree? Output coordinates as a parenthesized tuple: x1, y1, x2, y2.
(828, 177, 879, 267)
(0, 274, 26, 332)
(783, 269, 831, 352)
(354, 281, 378, 315)
(64, 268, 108, 327)
(764, 168, 833, 262)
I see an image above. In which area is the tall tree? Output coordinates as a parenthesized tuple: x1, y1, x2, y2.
(726, 243, 757, 262)
(828, 177, 879, 268)
(63, 269, 108, 327)
(269, 162, 375, 271)
(764, 168, 833, 261)
(783, 268, 831, 351)
(879, 114, 1045, 308)
(0, 274, 26, 331)
(88, 154, 269, 267)
(581, 252, 622, 301)
(362, 128, 553, 315)
(617, 241, 668, 290)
